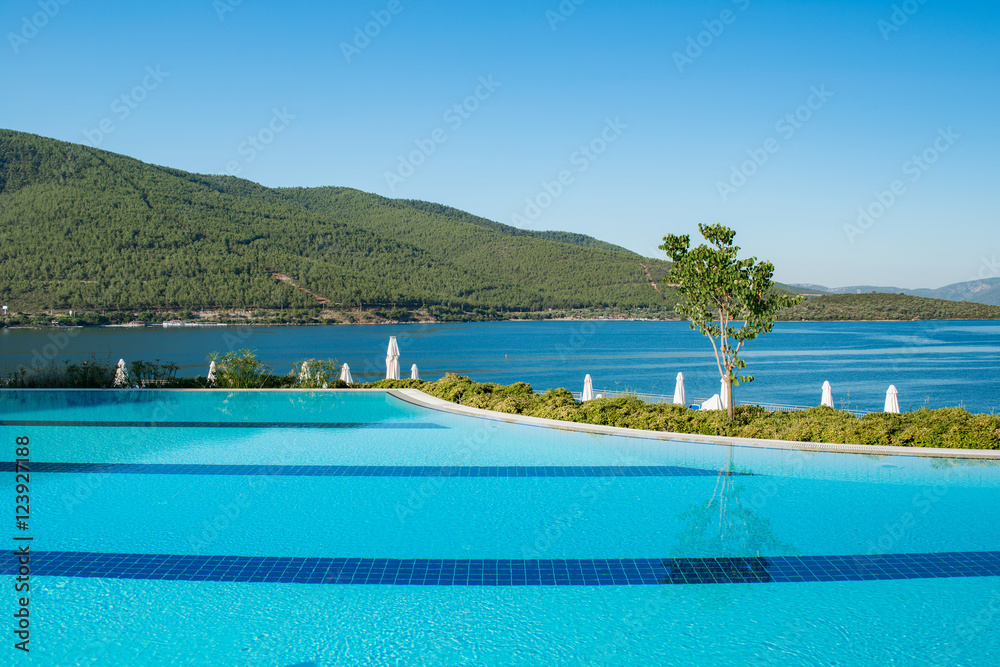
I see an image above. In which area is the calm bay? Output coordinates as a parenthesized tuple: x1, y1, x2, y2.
(2, 320, 998, 414)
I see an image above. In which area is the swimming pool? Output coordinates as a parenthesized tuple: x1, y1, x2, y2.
(3, 390, 999, 665)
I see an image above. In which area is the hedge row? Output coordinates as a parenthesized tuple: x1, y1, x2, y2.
(368, 374, 1000, 450)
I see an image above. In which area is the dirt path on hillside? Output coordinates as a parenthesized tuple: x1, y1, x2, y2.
(640, 264, 661, 293)
(268, 271, 330, 304)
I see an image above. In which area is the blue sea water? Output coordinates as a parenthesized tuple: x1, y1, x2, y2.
(2, 390, 999, 665)
(2, 320, 999, 413)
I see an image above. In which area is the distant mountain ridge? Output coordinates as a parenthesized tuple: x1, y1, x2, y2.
(791, 279, 1000, 307)
(778, 292, 1000, 321)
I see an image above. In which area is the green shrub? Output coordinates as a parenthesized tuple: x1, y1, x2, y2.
(373, 374, 999, 449)
(364, 378, 426, 389)
(292, 359, 340, 388)
(209, 349, 274, 388)
(4, 357, 115, 388)
(129, 360, 180, 387)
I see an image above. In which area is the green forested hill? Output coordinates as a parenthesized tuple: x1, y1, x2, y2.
(0, 129, 673, 315)
(393, 199, 634, 253)
(277, 186, 671, 309)
(4, 130, 985, 324)
(778, 293, 1000, 321)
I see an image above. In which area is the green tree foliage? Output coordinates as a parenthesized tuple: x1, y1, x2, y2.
(128, 360, 179, 387)
(4, 356, 114, 388)
(209, 349, 272, 388)
(660, 224, 800, 418)
(0, 130, 672, 316)
(293, 359, 342, 388)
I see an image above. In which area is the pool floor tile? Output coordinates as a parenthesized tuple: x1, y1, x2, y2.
(0, 461, 748, 478)
(3, 550, 998, 586)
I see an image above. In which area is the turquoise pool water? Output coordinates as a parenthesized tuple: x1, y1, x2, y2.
(2, 390, 999, 665)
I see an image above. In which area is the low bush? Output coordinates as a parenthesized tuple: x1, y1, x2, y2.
(129, 360, 180, 387)
(292, 359, 340, 388)
(4, 357, 116, 388)
(209, 349, 280, 389)
(371, 374, 1000, 449)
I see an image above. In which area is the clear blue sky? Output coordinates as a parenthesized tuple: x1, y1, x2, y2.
(2, 0, 997, 288)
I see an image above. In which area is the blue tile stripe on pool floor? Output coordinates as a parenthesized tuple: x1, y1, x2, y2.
(0, 462, 747, 477)
(0, 420, 446, 429)
(3, 551, 998, 585)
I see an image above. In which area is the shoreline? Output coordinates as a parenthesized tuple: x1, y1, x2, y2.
(3, 316, 998, 330)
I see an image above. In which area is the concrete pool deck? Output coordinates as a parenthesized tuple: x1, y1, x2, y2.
(390, 389, 1000, 460)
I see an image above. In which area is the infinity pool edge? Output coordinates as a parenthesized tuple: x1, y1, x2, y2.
(390, 389, 1000, 460)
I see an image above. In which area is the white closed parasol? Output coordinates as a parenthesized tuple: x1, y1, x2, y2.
(385, 337, 400, 380)
(673, 372, 686, 405)
(113, 359, 129, 388)
(821, 381, 834, 408)
(884, 385, 900, 413)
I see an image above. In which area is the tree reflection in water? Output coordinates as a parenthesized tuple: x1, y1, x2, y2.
(663, 444, 797, 585)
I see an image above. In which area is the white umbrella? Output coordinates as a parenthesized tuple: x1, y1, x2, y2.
(410, 364, 420, 380)
(673, 372, 686, 405)
(582, 374, 594, 401)
(821, 380, 834, 407)
(113, 359, 129, 388)
(299, 361, 311, 382)
(701, 394, 723, 410)
(207, 360, 216, 383)
(720, 377, 730, 410)
(884, 385, 900, 413)
(386, 337, 400, 380)
(340, 363, 353, 384)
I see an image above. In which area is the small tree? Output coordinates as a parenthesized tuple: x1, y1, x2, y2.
(209, 349, 272, 388)
(293, 359, 340, 388)
(660, 224, 799, 418)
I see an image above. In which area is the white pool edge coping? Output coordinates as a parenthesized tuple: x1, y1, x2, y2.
(389, 389, 1000, 460)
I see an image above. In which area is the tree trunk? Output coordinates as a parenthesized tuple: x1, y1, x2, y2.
(725, 376, 735, 420)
